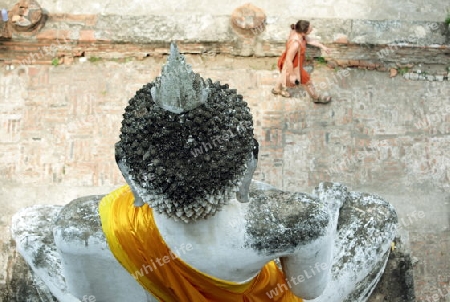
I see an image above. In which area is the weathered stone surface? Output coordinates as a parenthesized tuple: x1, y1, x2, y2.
(350, 20, 445, 45)
(367, 236, 415, 302)
(230, 3, 265, 30)
(306, 183, 398, 302)
(10, 181, 397, 302)
(150, 43, 209, 113)
(246, 189, 329, 254)
(0, 56, 449, 300)
(53, 196, 152, 302)
(11, 197, 152, 302)
(0, 251, 58, 302)
(2, 235, 415, 302)
(230, 3, 266, 38)
(1, 12, 449, 62)
(9, 0, 44, 32)
(390, 68, 397, 77)
(0, 0, 448, 21)
(1, 0, 49, 39)
(10, 205, 79, 301)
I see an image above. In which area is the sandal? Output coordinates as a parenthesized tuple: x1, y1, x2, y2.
(313, 95, 332, 103)
(271, 88, 291, 98)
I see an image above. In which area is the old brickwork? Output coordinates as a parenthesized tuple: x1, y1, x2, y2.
(0, 56, 449, 300)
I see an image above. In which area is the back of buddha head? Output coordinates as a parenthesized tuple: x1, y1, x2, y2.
(115, 43, 255, 223)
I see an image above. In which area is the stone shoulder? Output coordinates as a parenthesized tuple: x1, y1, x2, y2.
(244, 189, 329, 255)
(54, 195, 105, 242)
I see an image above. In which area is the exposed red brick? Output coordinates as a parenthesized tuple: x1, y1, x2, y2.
(36, 29, 57, 40)
(65, 14, 88, 21)
(231, 3, 266, 30)
(72, 50, 85, 57)
(389, 68, 398, 78)
(56, 30, 71, 41)
(14, 32, 34, 38)
(327, 60, 338, 69)
(63, 56, 74, 65)
(27, 67, 40, 76)
(95, 37, 111, 42)
(85, 15, 98, 26)
(155, 48, 169, 54)
(336, 59, 349, 67)
(39, 60, 54, 65)
(334, 35, 349, 44)
(79, 30, 96, 42)
(48, 13, 67, 22)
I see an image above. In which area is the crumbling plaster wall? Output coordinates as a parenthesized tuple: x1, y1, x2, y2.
(0, 0, 448, 21)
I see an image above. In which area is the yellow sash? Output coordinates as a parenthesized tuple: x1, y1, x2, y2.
(99, 185, 303, 302)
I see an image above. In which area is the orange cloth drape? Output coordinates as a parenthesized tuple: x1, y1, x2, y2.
(99, 185, 303, 302)
(277, 37, 310, 85)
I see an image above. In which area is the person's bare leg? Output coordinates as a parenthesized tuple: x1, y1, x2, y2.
(304, 82, 318, 99)
(273, 75, 283, 91)
(304, 82, 331, 103)
(272, 73, 290, 97)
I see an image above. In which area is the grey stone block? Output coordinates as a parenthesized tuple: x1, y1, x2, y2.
(409, 73, 419, 80)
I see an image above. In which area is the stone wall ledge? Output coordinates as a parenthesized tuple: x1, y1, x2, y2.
(1, 42, 449, 76)
(1, 15, 449, 71)
(39, 15, 450, 45)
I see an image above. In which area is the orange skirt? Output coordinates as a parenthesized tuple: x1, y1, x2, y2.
(277, 38, 311, 85)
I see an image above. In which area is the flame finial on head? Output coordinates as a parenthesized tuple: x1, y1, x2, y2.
(150, 43, 209, 113)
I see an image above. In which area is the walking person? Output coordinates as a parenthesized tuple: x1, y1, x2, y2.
(272, 20, 332, 103)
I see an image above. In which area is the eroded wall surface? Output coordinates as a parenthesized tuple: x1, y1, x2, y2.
(0, 55, 449, 300)
(0, 0, 448, 20)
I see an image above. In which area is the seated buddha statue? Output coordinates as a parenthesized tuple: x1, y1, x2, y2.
(11, 43, 398, 302)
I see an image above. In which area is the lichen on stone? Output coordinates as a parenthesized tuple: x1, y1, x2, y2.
(245, 190, 329, 254)
(54, 195, 105, 242)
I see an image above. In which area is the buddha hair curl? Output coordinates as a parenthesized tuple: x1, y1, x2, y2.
(116, 78, 255, 223)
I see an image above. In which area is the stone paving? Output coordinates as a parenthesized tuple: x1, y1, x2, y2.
(0, 54, 449, 301)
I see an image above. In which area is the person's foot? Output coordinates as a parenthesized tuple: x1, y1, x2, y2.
(312, 95, 332, 103)
(271, 88, 291, 98)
